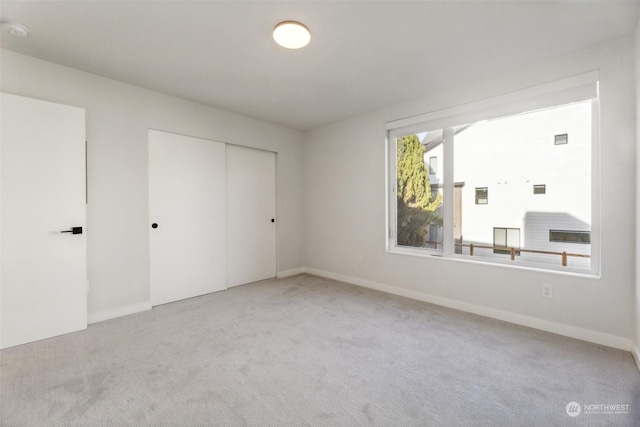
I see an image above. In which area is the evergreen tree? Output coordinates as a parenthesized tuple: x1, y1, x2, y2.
(396, 135, 442, 247)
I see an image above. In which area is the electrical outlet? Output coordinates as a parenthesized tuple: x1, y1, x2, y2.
(542, 284, 553, 298)
(357, 256, 364, 265)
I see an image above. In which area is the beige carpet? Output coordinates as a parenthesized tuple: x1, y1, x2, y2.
(1, 274, 638, 426)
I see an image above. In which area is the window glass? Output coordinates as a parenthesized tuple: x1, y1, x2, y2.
(549, 230, 590, 244)
(533, 184, 546, 194)
(429, 156, 437, 174)
(475, 187, 488, 204)
(395, 132, 443, 251)
(554, 133, 568, 145)
(493, 227, 520, 255)
(454, 101, 591, 270)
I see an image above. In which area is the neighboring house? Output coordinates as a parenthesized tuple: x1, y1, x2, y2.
(421, 101, 592, 270)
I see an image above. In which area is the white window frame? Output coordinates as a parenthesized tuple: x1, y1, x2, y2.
(385, 71, 600, 276)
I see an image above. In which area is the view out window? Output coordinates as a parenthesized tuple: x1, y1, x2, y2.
(554, 133, 568, 145)
(533, 184, 546, 194)
(475, 187, 488, 204)
(388, 90, 596, 273)
(394, 132, 443, 251)
(454, 102, 591, 270)
(549, 230, 590, 244)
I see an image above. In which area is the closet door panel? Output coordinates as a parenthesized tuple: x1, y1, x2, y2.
(149, 130, 226, 306)
(226, 145, 276, 287)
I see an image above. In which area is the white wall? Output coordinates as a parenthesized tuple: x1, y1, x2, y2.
(635, 20, 640, 366)
(0, 50, 305, 322)
(304, 36, 636, 350)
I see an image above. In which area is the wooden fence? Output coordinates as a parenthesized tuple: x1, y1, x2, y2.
(454, 242, 590, 267)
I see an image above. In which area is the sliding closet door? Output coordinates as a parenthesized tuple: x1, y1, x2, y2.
(148, 130, 227, 306)
(226, 145, 276, 287)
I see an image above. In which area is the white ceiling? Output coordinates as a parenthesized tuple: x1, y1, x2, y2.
(1, 1, 638, 131)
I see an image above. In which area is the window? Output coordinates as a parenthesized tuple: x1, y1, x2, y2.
(475, 187, 488, 204)
(454, 103, 592, 270)
(429, 156, 437, 174)
(554, 133, 568, 145)
(533, 184, 546, 194)
(549, 230, 590, 244)
(429, 224, 438, 243)
(387, 72, 598, 274)
(493, 228, 520, 255)
(393, 132, 444, 251)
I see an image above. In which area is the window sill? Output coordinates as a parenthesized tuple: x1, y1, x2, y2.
(386, 247, 600, 279)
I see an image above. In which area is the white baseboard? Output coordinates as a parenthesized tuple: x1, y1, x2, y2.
(304, 267, 632, 352)
(277, 267, 306, 278)
(632, 344, 640, 373)
(88, 301, 151, 324)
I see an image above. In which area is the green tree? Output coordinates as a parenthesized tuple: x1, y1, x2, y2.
(396, 135, 442, 247)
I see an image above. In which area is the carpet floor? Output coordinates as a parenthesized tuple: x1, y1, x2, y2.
(1, 274, 639, 426)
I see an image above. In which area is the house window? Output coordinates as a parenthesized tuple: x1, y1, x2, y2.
(387, 73, 598, 274)
(554, 133, 568, 145)
(475, 187, 488, 204)
(493, 228, 520, 255)
(429, 156, 437, 174)
(549, 230, 590, 244)
(429, 224, 438, 243)
(533, 184, 546, 194)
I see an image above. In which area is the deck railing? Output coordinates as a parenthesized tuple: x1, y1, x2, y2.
(454, 242, 590, 267)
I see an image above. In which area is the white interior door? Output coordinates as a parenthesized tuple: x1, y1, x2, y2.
(227, 145, 276, 287)
(149, 130, 227, 306)
(1, 92, 87, 349)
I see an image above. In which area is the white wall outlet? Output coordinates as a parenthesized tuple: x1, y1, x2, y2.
(357, 256, 364, 265)
(542, 284, 553, 298)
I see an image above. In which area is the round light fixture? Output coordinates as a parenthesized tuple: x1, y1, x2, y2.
(1, 21, 29, 38)
(273, 21, 310, 49)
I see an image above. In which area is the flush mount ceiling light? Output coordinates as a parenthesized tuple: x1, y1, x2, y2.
(1, 21, 29, 38)
(273, 21, 310, 49)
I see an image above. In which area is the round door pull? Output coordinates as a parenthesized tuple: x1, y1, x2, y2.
(151, 223, 158, 229)
(271, 218, 275, 223)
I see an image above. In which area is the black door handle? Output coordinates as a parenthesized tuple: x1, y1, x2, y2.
(271, 218, 275, 223)
(151, 223, 158, 229)
(61, 227, 83, 234)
